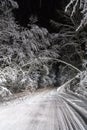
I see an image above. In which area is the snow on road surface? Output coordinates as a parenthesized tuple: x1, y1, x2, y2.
(0, 89, 87, 130)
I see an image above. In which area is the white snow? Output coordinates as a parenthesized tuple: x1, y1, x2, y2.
(0, 89, 87, 130)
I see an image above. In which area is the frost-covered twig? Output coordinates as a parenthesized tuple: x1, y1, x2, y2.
(65, 0, 87, 32)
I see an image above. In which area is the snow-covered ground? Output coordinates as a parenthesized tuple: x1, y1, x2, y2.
(0, 89, 87, 130)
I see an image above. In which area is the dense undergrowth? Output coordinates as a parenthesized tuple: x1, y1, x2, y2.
(0, 0, 87, 98)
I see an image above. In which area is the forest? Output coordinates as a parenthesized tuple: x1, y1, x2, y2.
(0, 0, 87, 97)
(0, 0, 87, 130)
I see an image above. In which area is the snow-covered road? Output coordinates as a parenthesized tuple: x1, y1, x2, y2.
(0, 89, 87, 130)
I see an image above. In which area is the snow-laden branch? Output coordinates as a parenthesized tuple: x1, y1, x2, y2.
(39, 57, 81, 73)
(22, 57, 81, 73)
(65, 0, 87, 32)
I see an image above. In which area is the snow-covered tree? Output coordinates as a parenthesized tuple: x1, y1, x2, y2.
(65, 0, 87, 32)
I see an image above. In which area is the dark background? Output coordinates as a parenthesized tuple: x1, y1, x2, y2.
(14, 0, 70, 27)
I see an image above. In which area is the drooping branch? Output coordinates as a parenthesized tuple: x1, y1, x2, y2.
(39, 57, 81, 73)
(22, 57, 81, 73)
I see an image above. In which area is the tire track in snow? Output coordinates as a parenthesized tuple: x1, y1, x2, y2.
(0, 89, 87, 130)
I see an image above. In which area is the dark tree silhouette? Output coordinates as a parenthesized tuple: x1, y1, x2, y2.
(14, 0, 70, 26)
